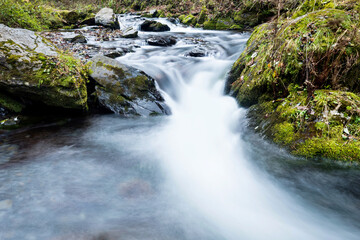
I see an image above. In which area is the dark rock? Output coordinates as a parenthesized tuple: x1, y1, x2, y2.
(89, 55, 169, 116)
(70, 35, 87, 43)
(95, 8, 120, 29)
(186, 47, 206, 57)
(104, 50, 124, 59)
(168, 18, 178, 24)
(147, 36, 177, 47)
(140, 20, 170, 32)
(63, 11, 81, 25)
(79, 17, 96, 26)
(121, 27, 138, 38)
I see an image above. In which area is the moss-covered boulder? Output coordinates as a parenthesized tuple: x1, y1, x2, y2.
(89, 55, 169, 116)
(227, 7, 360, 162)
(181, 14, 197, 26)
(0, 24, 88, 112)
(227, 9, 360, 107)
(248, 89, 360, 162)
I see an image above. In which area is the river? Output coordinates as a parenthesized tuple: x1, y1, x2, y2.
(0, 16, 360, 240)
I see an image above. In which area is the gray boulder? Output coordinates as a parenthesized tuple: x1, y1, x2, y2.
(95, 8, 120, 29)
(121, 27, 138, 38)
(89, 55, 169, 116)
(0, 24, 88, 111)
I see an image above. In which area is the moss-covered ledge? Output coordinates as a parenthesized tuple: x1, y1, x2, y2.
(227, 5, 360, 162)
(248, 88, 360, 162)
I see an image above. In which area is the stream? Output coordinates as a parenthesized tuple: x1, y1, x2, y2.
(0, 15, 360, 240)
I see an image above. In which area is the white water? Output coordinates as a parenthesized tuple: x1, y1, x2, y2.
(117, 17, 360, 239)
(152, 63, 359, 239)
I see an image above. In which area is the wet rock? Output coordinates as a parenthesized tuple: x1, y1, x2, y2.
(104, 50, 124, 59)
(0, 24, 88, 111)
(168, 18, 178, 24)
(146, 36, 176, 47)
(186, 47, 206, 57)
(140, 20, 170, 32)
(70, 35, 87, 43)
(121, 27, 138, 38)
(95, 8, 120, 29)
(79, 17, 96, 26)
(89, 55, 169, 116)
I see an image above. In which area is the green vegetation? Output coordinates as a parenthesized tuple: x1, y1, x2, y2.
(0, 38, 88, 110)
(248, 89, 360, 161)
(230, 1, 360, 162)
(0, 0, 95, 31)
(229, 9, 360, 107)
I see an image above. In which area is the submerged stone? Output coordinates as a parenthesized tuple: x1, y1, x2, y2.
(146, 36, 176, 47)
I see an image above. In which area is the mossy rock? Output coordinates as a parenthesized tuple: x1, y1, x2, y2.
(0, 24, 88, 111)
(198, 9, 208, 24)
(89, 55, 169, 116)
(181, 14, 197, 26)
(227, 9, 360, 107)
(203, 20, 217, 30)
(247, 89, 360, 162)
(216, 18, 234, 30)
(140, 20, 170, 32)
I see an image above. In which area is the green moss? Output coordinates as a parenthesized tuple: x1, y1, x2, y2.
(0, 0, 66, 31)
(273, 122, 296, 145)
(292, 0, 336, 18)
(178, 15, 186, 22)
(198, 9, 207, 24)
(228, 9, 360, 107)
(203, 19, 217, 30)
(248, 89, 360, 162)
(182, 14, 196, 25)
(158, 10, 166, 18)
(229, 24, 242, 30)
(295, 138, 360, 161)
(1, 39, 88, 110)
(216, 18, 234, 30)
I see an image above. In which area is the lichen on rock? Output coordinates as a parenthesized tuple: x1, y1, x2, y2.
(0, 24, 88, 112)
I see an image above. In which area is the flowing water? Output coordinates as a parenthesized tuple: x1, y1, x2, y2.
(1, 16, 360, 240)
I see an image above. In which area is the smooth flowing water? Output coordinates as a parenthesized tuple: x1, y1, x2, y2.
(1, 16, 360, 240)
